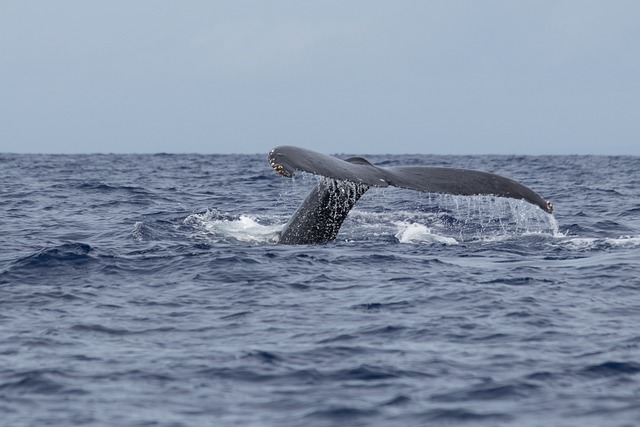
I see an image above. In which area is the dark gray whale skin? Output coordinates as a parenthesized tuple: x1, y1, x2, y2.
(268, 146, 553, 245)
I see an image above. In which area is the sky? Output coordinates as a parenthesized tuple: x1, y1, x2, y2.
(1, 1, 639, 155)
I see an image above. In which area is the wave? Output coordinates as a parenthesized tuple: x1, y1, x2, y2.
(5, 243, 93, 271)
(70, 323, 177, 336)
(0, 243, 99, 288)
(581, 361, 640, 377)
(0, 369, 85, 396)
(73, 181, 151, 196)
(132, 221, 163, 241)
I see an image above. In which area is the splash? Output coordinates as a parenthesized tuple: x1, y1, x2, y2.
(184, 210, 281, 244)
(436, 194, 556, 237)
(346, 192, 558, 243)
(180, 186, 559, 245)
(394, 222, 459, 245)
(547, 214, 561, 237)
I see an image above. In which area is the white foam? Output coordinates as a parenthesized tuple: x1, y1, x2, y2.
(184, 211, 282, 244)
(132, 221, 145, 241)
(608, 236, 640, 247)
(565, 235, 640, 249)
(394, 221, 459, 245)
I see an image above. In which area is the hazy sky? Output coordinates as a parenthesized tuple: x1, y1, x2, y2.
(1, 1, 638, 155)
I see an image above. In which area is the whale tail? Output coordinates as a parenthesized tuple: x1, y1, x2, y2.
(269, 146, 553, 244)
(278, 177, 369, 245)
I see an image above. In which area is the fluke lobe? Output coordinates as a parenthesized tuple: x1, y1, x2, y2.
(268, 146, 553, 245)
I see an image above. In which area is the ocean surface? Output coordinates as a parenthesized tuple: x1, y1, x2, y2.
(1, 152, 639, 427)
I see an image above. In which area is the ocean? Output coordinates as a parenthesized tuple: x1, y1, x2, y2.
(1, 152, 639, 427)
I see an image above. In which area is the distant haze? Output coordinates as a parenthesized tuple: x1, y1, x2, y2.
(1, 1, 638, 155)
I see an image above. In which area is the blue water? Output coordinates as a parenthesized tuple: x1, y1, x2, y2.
(1, 153, 639, 427)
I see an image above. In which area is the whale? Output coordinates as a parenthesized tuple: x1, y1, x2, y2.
(268, 146, 553, 244)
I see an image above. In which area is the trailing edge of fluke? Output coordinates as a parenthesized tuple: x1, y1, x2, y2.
(268, 145, 553, 244)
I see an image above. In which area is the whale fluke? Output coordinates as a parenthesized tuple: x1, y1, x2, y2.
(269, 146, 553, 244)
